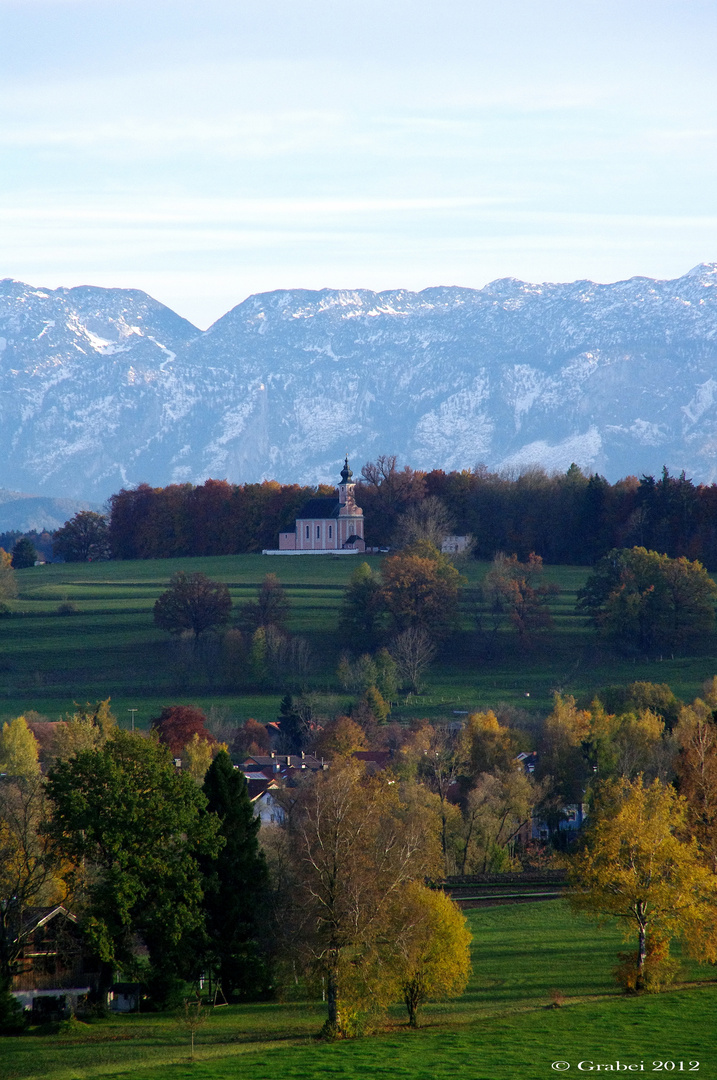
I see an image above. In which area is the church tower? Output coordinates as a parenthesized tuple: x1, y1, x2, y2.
(336, 457, 364, 547)
(337, 455, 356, 507)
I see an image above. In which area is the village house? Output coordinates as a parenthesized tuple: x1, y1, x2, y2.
(352, 750, 392, 774)
(440, 535, 471, 555)
(10, 906, 106, 1018)
(107, 982, 142, 1012)
(238, 751, 328, 777)
(235, 749, 397, 822)
(236, 751, 330, 825)
(264, 458, 366, 554)
(515, 751, 588, 841)
(246, 775, 285, 825)
(531, 802, 589, 842)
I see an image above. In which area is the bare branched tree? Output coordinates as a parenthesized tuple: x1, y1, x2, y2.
(389, 627, 436, 693)
(263, 626, 313, 691)
(0, 776, 59, 985)
(175, 997, 208, 1060)
(392, 496, 455, 551)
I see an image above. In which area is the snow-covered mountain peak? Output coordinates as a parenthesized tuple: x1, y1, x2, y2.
(2, 268, 717, 500)
(685, 262, 717, 281)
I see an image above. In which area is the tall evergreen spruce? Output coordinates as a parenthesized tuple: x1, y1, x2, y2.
(201, 750, 271, 999)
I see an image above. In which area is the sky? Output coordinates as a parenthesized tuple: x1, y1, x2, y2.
(1, 0, 716, 329)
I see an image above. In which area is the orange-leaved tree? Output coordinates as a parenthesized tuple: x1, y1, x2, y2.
(0, 548, 17, 603)
(381, 541, 464, 639)
(482, 552, 557, 645)
(150, 705, 216, 757)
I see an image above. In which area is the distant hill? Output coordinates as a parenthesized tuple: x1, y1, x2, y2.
(2, 266, 717, 501)
(0, 489, 98, 532)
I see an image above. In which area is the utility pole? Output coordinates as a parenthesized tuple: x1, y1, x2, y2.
(128, 708, 137, 732)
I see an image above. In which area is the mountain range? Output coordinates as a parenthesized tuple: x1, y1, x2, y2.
(1, 265, 717, 505)
(0, 489, 97, 534)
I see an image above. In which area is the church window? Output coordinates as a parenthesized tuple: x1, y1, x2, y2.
(316, 525, 321, 538)
(305, 525, 310, 539)
(328, 525, 332, 538)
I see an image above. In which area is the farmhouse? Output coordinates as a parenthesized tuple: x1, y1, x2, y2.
(10, 905, 105, 1018)
(265, 458, 366, 554)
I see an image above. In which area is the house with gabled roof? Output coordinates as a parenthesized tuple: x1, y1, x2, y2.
(352, 750, 392, 774)
(10, 906, 106, 1018)
(237, 752, 330, 825)
(247, 776, 285, 825)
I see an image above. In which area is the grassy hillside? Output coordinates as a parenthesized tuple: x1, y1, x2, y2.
(1, 554, 716, 726)
(3, 901, 715, 1080)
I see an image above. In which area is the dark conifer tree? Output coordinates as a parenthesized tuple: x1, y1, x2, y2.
(338, 560, 385, 650)
(277, 693, 313, 753)
(201, 750, 272, 999)
(10, 537, 37, 569)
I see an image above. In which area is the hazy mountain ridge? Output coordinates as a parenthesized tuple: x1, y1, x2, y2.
(0, 490, 98, 534)
(1, 266, 717, 501)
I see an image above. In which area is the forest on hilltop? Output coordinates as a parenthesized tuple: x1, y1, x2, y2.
(104, 459, 717, 568)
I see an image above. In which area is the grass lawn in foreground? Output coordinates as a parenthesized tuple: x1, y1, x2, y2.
(1, 555, 717, 724)
(3, 901, 715, 1080)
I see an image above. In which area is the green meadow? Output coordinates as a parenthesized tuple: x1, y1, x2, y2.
(3, 901, 715, 1080)
(1, 554, 716, 726)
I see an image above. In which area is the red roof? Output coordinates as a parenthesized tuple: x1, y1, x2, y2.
(353, 751, 391, 769)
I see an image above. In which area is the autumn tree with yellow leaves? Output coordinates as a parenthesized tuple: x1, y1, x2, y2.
(0, 548, 17, 605)
(0, 716, 40, 778)
(311, 716, 367, 761)
(392, 881, 471, 1027)
(279, 760, 442, 1037)
(569, 776, 717, 991)
(52, 699, 116, 763)
(466, 710, 518, 776)
(0, 773, 60, 989)
(454, 711, 537, 874)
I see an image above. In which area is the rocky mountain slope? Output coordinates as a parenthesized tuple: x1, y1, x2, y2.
(1, 266, 717, 501)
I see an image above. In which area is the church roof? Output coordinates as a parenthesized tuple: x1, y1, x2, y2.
(340, 456, 353, 484)
(296, 497, 341, 519)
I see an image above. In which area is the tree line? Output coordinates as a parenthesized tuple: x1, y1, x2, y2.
(45, 458, 717, 568)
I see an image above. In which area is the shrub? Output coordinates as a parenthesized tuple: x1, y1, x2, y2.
(613, 945, 681, 994)
(0, 984, 27, 1034)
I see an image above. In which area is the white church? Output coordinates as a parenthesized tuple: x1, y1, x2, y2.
(264, 458, 366, 555)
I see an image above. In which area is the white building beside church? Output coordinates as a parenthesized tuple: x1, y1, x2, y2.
(264, 458, 366, 554)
